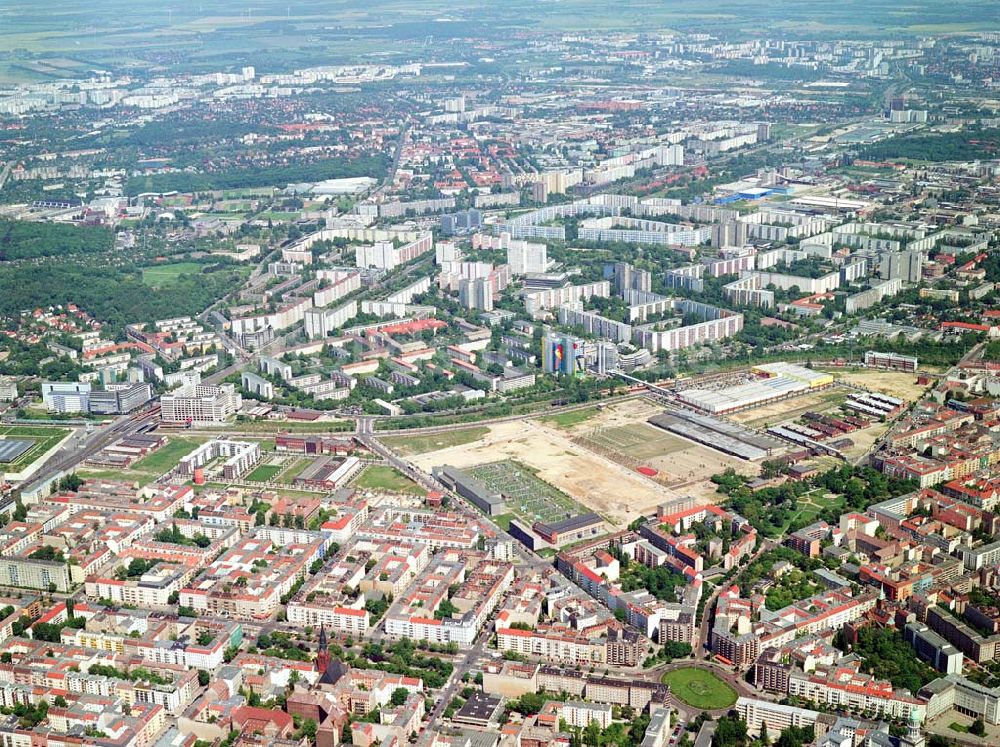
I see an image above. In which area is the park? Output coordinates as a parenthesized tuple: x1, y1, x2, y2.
(660, 668, 738, 710)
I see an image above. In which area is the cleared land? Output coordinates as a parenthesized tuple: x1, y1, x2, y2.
(468, 459, 586, 524)
(583, 424, 691, 460)
(660, 668, 737, 710)
(828, 369, 932, 402)
(353, 465, 425, 495)
(380, 427, 490, 456)
(576, 421, 760, 501)
(407, 413, 685, 525)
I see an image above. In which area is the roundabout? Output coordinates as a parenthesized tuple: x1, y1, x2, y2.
(660, 667, 738, 710)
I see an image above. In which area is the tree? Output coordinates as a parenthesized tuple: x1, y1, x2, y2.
(58, 473, 84, 492)
(54, 695, 68, 707)
(198, 670, 210, 686)
(760, 722, 769, 746)
(969, 720, 986, 737)
(712, 715, 748, 747)
(390, 687, 409, 707)
(300, 718, 318, 740)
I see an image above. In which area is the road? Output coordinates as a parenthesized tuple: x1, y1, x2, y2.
(17, 408, 154, 498)
(695, 539, 776, 659)
(415, 629, 491, 746)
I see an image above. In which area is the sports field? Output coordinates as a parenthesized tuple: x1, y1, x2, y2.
(468, 459, 587, 524)
(660, 668, 737, 710)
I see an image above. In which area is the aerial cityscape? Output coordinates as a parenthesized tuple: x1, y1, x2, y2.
(2, 1, 1000, 746)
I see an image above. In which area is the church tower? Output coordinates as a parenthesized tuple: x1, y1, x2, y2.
(315, 624, 329, 676)
(900, 709, 925, 747)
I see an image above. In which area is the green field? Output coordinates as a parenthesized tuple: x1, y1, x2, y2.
(0, 425, 70, 470)
(380, 427, 490, 456)
(352, 465, 425, 495)
(660, 668, 737, 710)
(539, 407, 600, 429)
(141, 263, 205, 286)
(245, 464, 282, 482)
(130, 436, 204, 475)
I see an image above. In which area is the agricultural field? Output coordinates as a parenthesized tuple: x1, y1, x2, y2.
(380, 427, 490, 456)
(660, 668, 737, 710)
(352, 465, 425, 495)
(468, 459, 586, 525)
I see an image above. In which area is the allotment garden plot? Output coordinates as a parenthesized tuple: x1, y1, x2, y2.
(468, 460, 587, 525)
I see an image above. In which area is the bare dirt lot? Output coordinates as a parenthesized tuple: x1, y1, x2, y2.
(408, 398, 758, 525)
(409, 418, 681, 525)
(825, 369, 932, 402)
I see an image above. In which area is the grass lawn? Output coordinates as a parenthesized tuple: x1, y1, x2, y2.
(380, 426, 489, 456)
(660, 668, 737, 710)
(277, 457, 312, 481)
(245, 464, 282, 482)
(539, 407, 599, 429)
(779, 489, 845, 534)
(492, 513, 514, 531)
(141, 262, 205, 286)
(948, 723, 968, 734)
(131, 437, 204, 475)
(352, 465, 425, 495)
